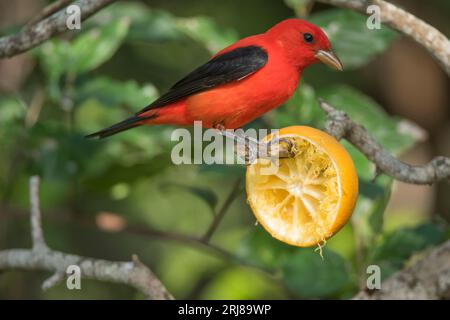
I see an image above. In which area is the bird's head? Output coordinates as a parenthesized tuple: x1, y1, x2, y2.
(266, 19, 343, 72)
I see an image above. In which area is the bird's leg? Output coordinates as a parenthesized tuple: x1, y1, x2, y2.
(219, 129, 260, 164)
(213, 124, 296, 164)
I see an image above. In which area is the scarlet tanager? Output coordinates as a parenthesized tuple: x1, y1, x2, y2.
(87, 19, 342, 138)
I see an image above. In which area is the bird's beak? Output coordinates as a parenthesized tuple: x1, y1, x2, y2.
(315, 49, 343, 71)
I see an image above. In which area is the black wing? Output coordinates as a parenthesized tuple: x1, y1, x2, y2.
(137, 45, 268, 114)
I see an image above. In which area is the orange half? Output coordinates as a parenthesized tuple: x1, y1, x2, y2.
(246, 126, 358, 247)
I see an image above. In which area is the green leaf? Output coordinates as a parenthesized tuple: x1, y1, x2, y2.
(281, 248, 350, 298)
(318, 85, 417, 156)
(275, 84, 418, 158)
(310, 9, 397, 69)
(200, 267, 286, 299)
(26, 124, 98, 181)
(237, 227, 355, 298)
(36, 18, 130, 100)
(352, 174, 393, 246)
(159, 182, 218, 213)
(68, 18, 130, 74)
(236, 227, 295, 270)
(96, 3, 183, 43)
(74, 77, 158, 136)
(0, 96, 27, 191)
(269, 83, 322, 128)
(99, 2, 238, 53)
(75, 77, 158, 109)
(371, 223, 444, 279)
(36, 40, 72, 99)
(176, 17, 238, 53)
(82, 153, 172, 191)
(0, 96, 26, 125)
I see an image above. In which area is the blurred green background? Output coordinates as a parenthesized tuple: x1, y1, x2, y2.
(0, 0, 449, 299)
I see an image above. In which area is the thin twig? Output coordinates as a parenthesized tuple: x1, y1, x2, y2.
(29, 176, 47, 250)
(319, 99, 450, 184)
(316, 0, 450, 76)
(0, 0, 116, 59)
(202, 178, 242, 242)
(42, 272, 65, 291)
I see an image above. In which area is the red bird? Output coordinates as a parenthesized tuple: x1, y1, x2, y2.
(87, 19, 342, 138)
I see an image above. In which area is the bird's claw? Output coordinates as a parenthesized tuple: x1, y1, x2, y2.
(217, 128, 297, 165)
(268, 137, 297, 159)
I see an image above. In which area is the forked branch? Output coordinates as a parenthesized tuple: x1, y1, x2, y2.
(0, 176, 173, 300)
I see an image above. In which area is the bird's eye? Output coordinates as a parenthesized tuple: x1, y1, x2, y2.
(303, 33, 314, 43)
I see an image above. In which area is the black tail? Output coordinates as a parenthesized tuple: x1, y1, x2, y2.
(85, 115, 155, 139)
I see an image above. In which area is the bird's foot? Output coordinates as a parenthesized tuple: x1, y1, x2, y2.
(215, 127, 297, 164)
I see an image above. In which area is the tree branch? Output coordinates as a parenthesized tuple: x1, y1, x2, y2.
(316, 0, 450, 76)
(0, 0, 116, 59)
(354, 239, 450, 299)
(319, 100, 450, 185)
(0, 176, 173, 300)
